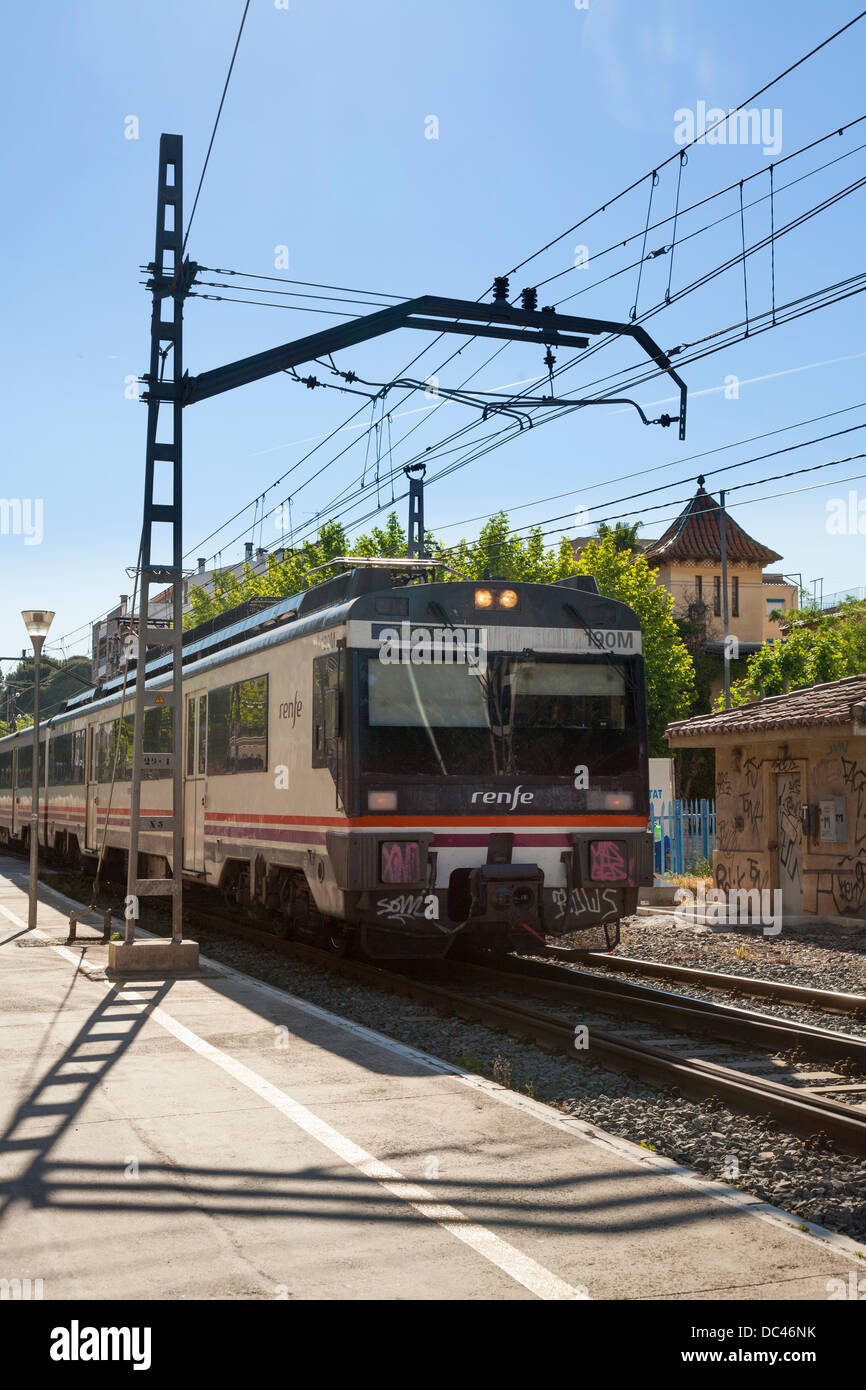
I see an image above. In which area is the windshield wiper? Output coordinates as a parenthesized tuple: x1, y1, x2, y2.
(562, 602, 639, 700)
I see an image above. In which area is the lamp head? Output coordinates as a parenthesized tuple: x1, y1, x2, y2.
(21, 610, 55, 643)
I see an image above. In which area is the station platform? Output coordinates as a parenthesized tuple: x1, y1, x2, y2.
(1, 855, 862, 1302)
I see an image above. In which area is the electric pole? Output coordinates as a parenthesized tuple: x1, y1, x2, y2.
(122, 134, 198, 967)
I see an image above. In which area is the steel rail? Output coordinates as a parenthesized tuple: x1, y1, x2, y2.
(575, 951, 866, 1016)
(181, 907, 866, 1156)
(443, 958, 866, 1068)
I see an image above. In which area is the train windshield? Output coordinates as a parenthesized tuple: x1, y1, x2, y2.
(359, 653, 636, 777)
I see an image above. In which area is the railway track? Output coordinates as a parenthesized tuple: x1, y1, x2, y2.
(574, 949, 866, 1016)
(176, 903, 866, 1157)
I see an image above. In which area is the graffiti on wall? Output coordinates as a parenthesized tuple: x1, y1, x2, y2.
(842, 757, 866, 849)
(816, 859, 866, 916)
(730, 748, 762, 789)
(776, 769, 802, 900)
(715, 855, 769, 893)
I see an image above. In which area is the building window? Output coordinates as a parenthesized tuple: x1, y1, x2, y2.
(731, 576, 739, 618)
(766, 596, 784, 619)
(694, 575, 702, 600)
(713, 576, 721, 617)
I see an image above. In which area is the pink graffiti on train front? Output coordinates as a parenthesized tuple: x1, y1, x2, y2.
(381, 840, 422, 884)
(589, 839, 628, 882)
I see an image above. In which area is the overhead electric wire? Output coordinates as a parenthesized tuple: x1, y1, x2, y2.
(119, 11, 866, 633)
(262, 163, 866, 552)
(432, 404, 866, 535)
(185, 42, 866, 569)
(531, 115, 866, 299)
(284, 266, 866, 549)
(197, 265, 408, 300)
(180, 0, 252, 264)
(443, 452, 866, 564)
(503, 10, 866, 280)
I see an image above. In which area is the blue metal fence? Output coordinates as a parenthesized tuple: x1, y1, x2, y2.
(650, 798, 716, 876)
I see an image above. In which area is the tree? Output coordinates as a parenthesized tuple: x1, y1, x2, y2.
(445, 511, 576, 582)
(186, 518, 360, 628)
(720, 598, 866, 708)
(0, 655, 92, 725)
(596, 520, 643, 555)
(573, 533, 696, 755)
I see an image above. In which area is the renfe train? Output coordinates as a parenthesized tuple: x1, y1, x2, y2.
(0, 562, 652, 958)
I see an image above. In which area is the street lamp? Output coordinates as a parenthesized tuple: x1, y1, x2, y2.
(21, 610, 54, 930)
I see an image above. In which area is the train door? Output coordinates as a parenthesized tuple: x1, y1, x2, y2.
(183, 692, 207, 872)
(11, 748, 22, 838)
(85, 726, 99, 851)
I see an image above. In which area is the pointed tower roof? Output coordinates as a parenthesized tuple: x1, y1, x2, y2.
(644, 477, 782, 566)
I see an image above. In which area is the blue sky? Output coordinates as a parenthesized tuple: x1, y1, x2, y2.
(3, 0, 865, 665)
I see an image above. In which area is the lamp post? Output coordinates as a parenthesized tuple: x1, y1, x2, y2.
(21, 610, 54, 930)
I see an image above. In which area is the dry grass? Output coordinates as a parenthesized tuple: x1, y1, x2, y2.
(668, 872, 713, 894)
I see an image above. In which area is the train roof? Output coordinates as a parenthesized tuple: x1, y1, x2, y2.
(0, 565, 643, 745)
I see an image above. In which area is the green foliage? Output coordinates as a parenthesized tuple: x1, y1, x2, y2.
(720, 598, 866, 708)
(0, 656, 91, 725)
(573, 534, 696, 755)
(446, 511, 577, 582)
(185, 518, 356, 627)
(596, 520, 643, 554)
(0, 715, 32, 737)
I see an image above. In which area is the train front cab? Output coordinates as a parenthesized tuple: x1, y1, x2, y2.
(315, 576, 653, 958)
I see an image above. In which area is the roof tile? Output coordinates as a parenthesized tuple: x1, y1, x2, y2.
(666, 674, 866, 739)
(644, 481, 782, 566)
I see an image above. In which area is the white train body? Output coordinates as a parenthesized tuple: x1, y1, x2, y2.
(0, 567, 652, 958)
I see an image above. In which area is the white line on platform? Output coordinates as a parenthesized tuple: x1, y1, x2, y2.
(0, 896, 585, 1301)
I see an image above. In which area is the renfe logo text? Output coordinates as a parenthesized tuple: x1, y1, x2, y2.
(471, 786, 534, 810)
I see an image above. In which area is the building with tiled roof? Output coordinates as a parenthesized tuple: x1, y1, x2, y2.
(665, 675, 866, 924)
(643, 477, 797, 654)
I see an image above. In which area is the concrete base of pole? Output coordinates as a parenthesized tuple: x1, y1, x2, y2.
(107, 939, 199, 977)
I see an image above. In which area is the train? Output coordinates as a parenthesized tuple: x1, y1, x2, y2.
(0, 560, 653, 958)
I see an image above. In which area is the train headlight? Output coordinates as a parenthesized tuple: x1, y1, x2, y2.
(474, 588, 494, 609)
(368, 790, 398, 812)
(498, 589, 518, 609)
(586, 791, 634, 811)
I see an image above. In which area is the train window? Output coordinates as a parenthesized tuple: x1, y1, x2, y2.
(72, 729, 86, 784)
(17, 741, 32, 786)
(95, 718, 134, 782)
(197, 695, 207, 775)
(51, 731, 73, 785)
(510, 662, 626, 732)
(51, 730, 87, 786)
(14, 738, 46, 787)
(360, 654, 635, 778)
(312, 654, 342, 769)
(143, 705, 173, 779)
(207, 676, 267, 775)
(0, 750, 12, 788)
(186, 697, 196, 775)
